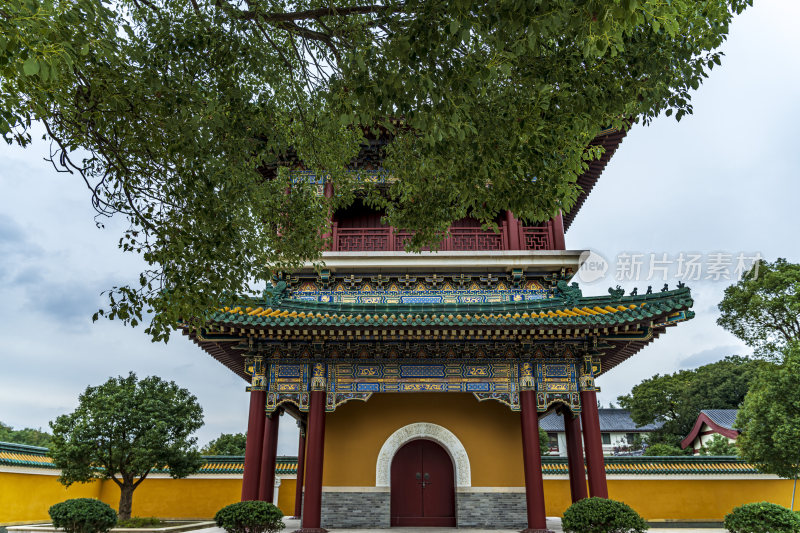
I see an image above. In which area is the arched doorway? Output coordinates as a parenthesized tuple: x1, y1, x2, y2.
(390, 439, 456, 527)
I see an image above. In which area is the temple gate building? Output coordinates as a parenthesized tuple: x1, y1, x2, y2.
(184, 128, 694, 532)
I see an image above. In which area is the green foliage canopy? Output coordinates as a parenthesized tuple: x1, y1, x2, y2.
(718, 258, 800, 361)
(642, 443, 685, 457)
(736, 343, 800, 480)
(0, 421, 52, 447)
(698, 433, 738, 456)
(1, 0, 751, 340)
(618, 356, 763, 446)
(539, 427, 550, 456)
(49, 373, 204, 519)
(202, 432, 247, 456)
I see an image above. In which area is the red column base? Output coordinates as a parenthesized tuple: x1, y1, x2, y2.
(293, 529, 328, 533)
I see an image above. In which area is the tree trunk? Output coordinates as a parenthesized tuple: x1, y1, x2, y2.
(118, 482, 135, 520)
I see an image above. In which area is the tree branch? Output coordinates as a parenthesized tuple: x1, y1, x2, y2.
(219, 3, 402, 23)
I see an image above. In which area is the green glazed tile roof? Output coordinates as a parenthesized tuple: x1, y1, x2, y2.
(209, 287, 694, 329)
(0, 442, 296, 475)
(0, 441, 57, 469)
(540, 455, 759, 475)
(2, 441, 757, 477)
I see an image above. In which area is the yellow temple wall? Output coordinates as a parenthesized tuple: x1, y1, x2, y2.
(96, 476, 244, 519)
(0, 471, 295, 525)
(323, 393, 524, 487)
(2, 467, 798, 524)
(277, 478, 297, 515)
(606, 478, 796, 521)
(0, 471, 102, 524)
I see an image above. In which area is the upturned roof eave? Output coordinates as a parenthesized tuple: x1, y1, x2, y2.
(681, 412, 741, 449)
(206, 287, 693, 328)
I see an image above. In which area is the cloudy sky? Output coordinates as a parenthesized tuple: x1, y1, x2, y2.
(1, 1, 799, 455)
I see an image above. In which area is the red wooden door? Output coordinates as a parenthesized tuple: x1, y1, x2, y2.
(390, 440, 456, 527)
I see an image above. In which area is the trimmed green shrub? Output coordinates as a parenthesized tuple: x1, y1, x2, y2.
(49, 498, 118, 533)
(562, 497, 648, 533)
(724, 502, 800, 533)
(215, 501, 284, 533)
(116, 517, 161, 528)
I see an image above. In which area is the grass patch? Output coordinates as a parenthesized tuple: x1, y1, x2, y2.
(114, 519, 201, 529)
(115, 518, 184, 529)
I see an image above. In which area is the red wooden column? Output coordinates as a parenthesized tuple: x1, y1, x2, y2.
(241, 391, 266, 501)
(563, 410, 588, 502)
(551, 212, 566, 250)
(520, 390, 549, 533)
(505, 210, 521, 250)
(323, 181, 335, 251)
(293, 423, 307, 518)
(580, 389, 608, 498)
(298, 390, 327, 532)
(258, 409, 281, 502)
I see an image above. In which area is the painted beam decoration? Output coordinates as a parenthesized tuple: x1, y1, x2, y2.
(248, 348, 588, 413)
(285, 271, 553, 304)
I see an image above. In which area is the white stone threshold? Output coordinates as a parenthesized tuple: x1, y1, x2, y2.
(8, 521, 215, 533)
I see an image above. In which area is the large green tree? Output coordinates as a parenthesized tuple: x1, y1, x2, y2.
(201, 432, 247, 456)
(736, 343, 800, 510)
(718, 258, 800, 361)
(49, 373, 204, 520)
(618, 356, 764, 446)
(1, 0, 751, 340)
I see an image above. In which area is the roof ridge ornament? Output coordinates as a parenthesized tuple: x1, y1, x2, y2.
(263, 280, 289, 306)
(556, 279, 582, 306)
(608, 285, 625, 300)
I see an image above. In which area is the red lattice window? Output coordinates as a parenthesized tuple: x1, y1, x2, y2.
(450, 228, 503, 251)
(336, 228, 390, 251)
(523, 226, 552, 250)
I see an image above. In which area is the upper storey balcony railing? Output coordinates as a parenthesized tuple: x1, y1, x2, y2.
(331, 219, 565, 252)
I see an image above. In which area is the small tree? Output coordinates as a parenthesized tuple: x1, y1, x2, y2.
(736, 343, 800, 510)
(699, 434, 738, 456)
(618, 356, 761, 445)
(49, 373, 204, 519)
(539, 428, 551, 456)
(718, 258, 800, 361)
(202, 433, 247, 456)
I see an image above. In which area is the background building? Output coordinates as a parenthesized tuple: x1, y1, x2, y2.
(540, 408, 662, 456)
(682, 409, 740, 455)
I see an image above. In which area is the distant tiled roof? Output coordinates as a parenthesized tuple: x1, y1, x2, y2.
(0, 442, 296, 475)
(681, 409, 740, 449)
(702, 409, 738, 430)
(539, 409, 663, 433)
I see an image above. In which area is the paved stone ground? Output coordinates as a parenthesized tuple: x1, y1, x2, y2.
(192, 518, 727, 533)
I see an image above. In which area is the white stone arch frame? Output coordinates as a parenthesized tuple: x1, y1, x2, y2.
(375, 422, 471, 488)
